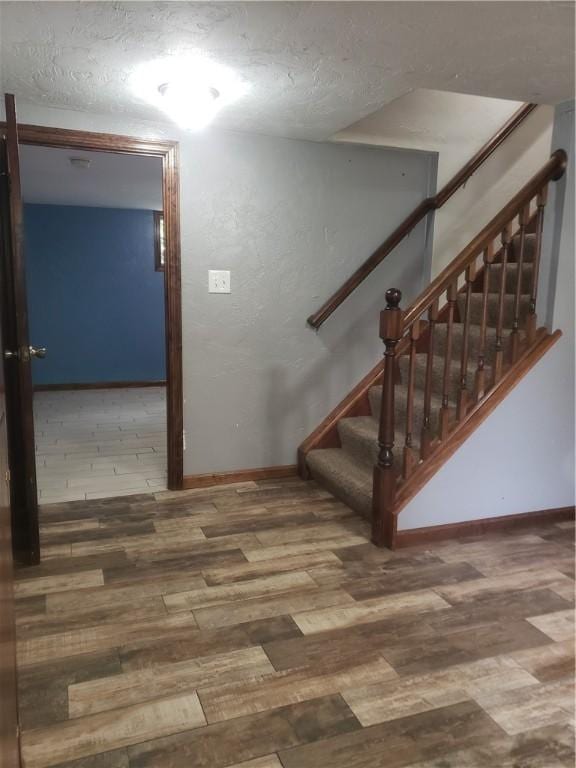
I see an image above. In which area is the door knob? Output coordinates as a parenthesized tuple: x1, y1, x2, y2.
(3, 349, 18, 360)
(29, 345, 47, 359)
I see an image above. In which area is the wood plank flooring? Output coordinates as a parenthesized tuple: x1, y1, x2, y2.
(15, 478, 575, 768)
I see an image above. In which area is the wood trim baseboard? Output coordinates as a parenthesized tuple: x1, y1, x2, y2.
(34, 381, 167, 392)
(183, 465, 298, 490)
(395, 505, 575, 548)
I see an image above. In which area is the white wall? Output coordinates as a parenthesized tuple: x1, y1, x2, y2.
(332, 89, 524, 184)
(332, 89, 554, 277)
(5, 102, 436, 476)
(399, 100, 575, 530)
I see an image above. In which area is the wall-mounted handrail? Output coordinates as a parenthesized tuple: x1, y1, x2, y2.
(307, 102, 538, 330)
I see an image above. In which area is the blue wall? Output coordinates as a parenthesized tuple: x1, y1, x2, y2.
(24, 204, 166, 385)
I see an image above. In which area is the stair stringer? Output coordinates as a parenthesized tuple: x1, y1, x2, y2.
(390, 328, 564, 545)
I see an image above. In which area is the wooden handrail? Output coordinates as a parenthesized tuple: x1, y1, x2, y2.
(402, 149, 567, 330)
(307, 102, 538, 329)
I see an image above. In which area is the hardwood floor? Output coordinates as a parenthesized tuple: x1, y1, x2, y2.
(14, 478, 575, 768)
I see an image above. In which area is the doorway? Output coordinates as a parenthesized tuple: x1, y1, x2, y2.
(11, 125, 183, 516)
(22, 144, 170, 501)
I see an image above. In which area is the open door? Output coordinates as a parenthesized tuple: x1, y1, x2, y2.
(0, 94, 40, 565)
(0, 303, 20, 767)
(0, 107, 21, 766)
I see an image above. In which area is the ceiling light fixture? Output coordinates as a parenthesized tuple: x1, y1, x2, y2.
(131, 55, 248, 130)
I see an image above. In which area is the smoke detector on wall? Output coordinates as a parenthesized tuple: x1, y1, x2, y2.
(69, 157, 91, 170)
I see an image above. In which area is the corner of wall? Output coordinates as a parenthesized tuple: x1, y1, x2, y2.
(421, 151, 439, 291)
(541, 99, 575, 332)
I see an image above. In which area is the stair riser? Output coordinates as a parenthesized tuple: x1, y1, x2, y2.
(433, 324, 498, 367)
(484, 263, 533, 293)
(338, 422, 417, 468)
(306, 457, 372, 519)
(338, 424, 380, 466)
(467, 294, 530, 327)
(508, 234, 536, 264)
(398, 356, 478, 403)
(369, 387, 441, 439)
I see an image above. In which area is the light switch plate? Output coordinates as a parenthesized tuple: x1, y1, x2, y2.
(208, 270, 231, 294)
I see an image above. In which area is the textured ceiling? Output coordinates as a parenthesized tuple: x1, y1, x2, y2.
(1, 1, 574, 140)
(20, 145, 163, 209)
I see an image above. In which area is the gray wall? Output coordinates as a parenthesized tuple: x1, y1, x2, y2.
(181, 131, 435, 472)
(399, 100, 575, 530)
(10, 104, 436, 474)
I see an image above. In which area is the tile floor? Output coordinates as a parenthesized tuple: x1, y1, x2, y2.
(34, 387, 167, 503)
(14, 478, 575, 768)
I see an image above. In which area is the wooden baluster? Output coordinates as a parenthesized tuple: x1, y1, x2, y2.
(493, 223, 512, 385)
(372, 288, 404, 549)
(510, 205, 530, 362)
(439, 282, 457, 440)
(474, 242, 494, 401)
(456, 261, 476, 421)
(526, 185, 548, 344)
(420, 299, 438, 459)
(403, 319, 420, 480)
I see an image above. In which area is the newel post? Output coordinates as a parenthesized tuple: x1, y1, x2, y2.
(372, 288, 403, 549)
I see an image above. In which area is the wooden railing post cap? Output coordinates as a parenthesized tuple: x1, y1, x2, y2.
(551, 148, 568, 180)
(385, 288, 402, 308)
(380, 288, 404, 341)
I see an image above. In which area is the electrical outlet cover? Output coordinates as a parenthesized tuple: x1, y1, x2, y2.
(208, 270, 231, 293)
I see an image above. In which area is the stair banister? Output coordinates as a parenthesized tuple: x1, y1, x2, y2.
(493, 224, 512, 384)
(371, 149, 567, 548)
(307, 102, 538, 330)
(510, 205, 531, 362)
(457, 261, 475, 419)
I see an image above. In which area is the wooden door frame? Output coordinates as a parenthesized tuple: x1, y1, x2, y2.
(13, 123, 184, 490)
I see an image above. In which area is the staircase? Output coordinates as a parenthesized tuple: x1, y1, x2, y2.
(299, 149, 567, 548)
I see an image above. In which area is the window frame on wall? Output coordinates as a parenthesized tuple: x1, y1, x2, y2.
(154, 210, 166, 272)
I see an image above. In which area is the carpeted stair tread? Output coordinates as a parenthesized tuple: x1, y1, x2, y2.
(306, 448, 373, 518)
(338, 415, 413, 466)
